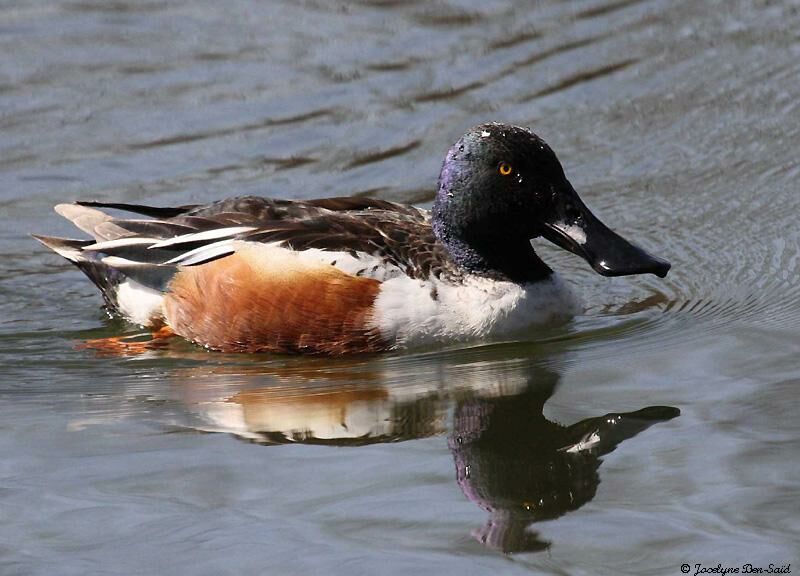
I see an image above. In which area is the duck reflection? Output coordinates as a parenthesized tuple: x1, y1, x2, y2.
(174, 353, 678, 553)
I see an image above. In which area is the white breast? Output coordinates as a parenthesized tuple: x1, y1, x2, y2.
(270, 243, 581, 348)
(369, 273, 581, 349)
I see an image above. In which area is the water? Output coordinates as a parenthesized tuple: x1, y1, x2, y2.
(1, 0, 799, 574)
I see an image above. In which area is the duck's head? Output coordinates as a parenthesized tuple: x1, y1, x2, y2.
(432, 123, 670, 282)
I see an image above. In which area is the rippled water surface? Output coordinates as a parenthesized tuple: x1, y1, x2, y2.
(2, 1, 799, 574)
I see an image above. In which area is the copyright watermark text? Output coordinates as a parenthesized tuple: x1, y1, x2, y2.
(680, 564, 791, 576)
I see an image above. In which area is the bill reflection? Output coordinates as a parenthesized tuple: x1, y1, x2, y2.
(448, 370, 678, 552)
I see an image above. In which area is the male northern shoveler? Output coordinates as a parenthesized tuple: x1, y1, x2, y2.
(34, 123, 670, 354)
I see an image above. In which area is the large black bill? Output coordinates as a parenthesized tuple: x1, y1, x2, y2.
(539, 182, 671, 278)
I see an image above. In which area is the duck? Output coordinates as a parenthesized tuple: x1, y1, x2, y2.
(34, 123, 670, 355)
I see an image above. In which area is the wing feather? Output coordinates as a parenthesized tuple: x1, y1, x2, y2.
(50, 195, 454, 281)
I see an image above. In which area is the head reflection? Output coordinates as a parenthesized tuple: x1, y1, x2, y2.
(175, 352, 678, 553)
(447, 367, 678, 552)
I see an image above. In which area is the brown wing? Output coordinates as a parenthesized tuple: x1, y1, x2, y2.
(74, 196, 458, 280)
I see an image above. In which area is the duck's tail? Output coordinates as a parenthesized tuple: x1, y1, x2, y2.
(36, 201, 262, 326)
(32, 235, 123, 309)
(33, 204, 181, 326)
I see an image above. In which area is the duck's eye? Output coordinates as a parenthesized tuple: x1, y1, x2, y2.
(498, 161, 513, 176)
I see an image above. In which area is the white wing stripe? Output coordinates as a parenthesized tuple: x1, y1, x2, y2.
(83, 237, 160, 251)
(164, 239, 238, 266)
(148, 227, 257, 249)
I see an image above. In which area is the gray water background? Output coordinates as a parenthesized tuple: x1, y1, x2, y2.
(1, 0, 799, 574)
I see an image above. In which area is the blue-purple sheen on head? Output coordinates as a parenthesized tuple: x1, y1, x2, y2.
(436, 124, 528, 203)
(432, 123, 560, 282)
(431, 123, 671, 281)
(433, 123, 561, 220)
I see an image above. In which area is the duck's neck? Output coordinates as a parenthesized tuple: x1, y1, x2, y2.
(432, 214, 553, 284)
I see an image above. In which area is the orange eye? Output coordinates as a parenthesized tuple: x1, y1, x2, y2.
(498, 161, 513, 176)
